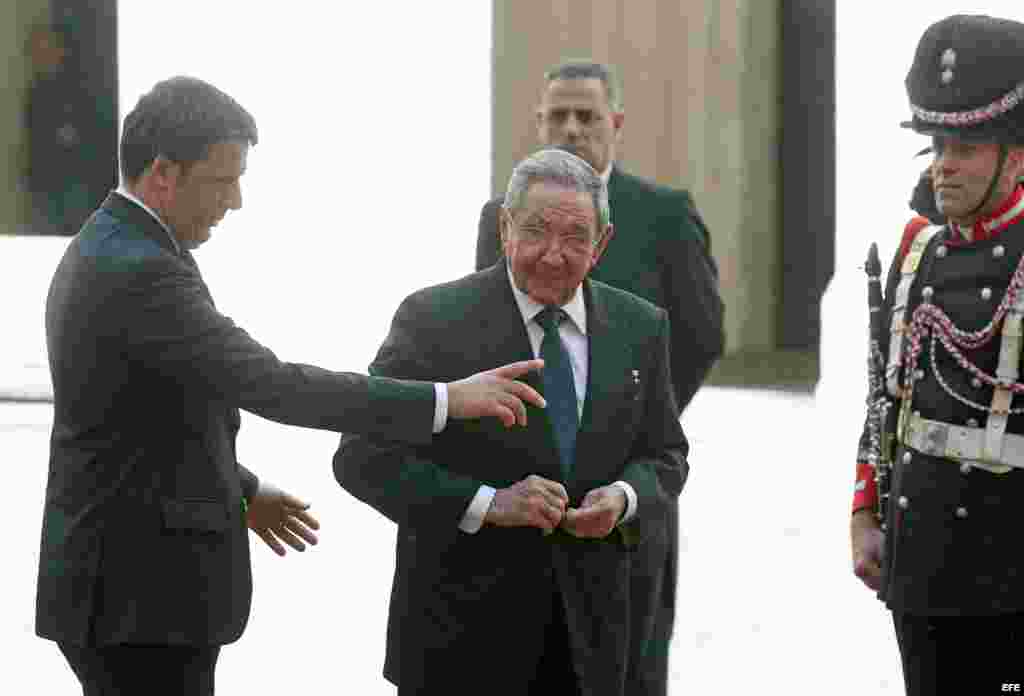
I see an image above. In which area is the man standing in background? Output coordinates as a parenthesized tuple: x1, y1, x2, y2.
(476, 60, 724, 693)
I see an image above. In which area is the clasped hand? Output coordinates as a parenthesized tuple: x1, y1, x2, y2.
(484, 474, 625, 538)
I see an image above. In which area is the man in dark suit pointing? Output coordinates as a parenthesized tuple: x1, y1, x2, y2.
(36, 75, 545, 695)
(337, 148, 688, 695)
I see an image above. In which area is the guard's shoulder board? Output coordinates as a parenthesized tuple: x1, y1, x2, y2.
(899, 217, 942, 274)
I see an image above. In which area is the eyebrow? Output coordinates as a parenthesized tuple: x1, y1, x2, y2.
(519, 214, 548, 227)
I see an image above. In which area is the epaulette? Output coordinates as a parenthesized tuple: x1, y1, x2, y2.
(896, 216, 936, 266)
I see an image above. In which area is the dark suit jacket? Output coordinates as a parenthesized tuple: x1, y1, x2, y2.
(36, 192, 436, 647)
(476, 165, 725, 411)
(333, 263, 688, 695)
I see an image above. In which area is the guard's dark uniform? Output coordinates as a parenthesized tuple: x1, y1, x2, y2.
(853, 14, 1024, 695)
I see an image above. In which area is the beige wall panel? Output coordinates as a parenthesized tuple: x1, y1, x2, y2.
(622, 3, 667, 177)
(493, 0, 781, 354)
(677, 5, 710, 192)
(584, 1, 621, 71)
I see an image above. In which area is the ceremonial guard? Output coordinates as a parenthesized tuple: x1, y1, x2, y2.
(851, 15, 1024, 695)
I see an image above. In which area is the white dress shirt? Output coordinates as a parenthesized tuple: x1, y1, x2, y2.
(458, 265, 638, 533)
(111, 186, 449, 434)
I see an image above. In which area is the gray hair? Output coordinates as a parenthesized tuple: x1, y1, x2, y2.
(544, 60, 623, 111)
(503, 148, 610, 234)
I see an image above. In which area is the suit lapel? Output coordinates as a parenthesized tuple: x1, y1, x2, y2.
(579, 280, 630, 441)
(472, 263, 562, 478)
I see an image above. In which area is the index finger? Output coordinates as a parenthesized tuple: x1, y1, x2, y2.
(489, 359, 545, 379)
(281, 493, 312, 510)
(288, 507, 321, 530)
(501, 378, 546, 410)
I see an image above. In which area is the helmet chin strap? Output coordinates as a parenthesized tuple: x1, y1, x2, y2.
(965, 143, 1010, 220)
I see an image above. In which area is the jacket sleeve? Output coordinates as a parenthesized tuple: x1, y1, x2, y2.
(333, 292, 484, 532)
(618, 308, 689, 546)
(475, 198, 504, 271)
(119, 254, 436, 444)
(238, 464, 260, 501)
(660, 191, 725, 411)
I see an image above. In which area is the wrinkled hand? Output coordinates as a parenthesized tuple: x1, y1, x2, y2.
(447, 359, 546, 428)
(561, 485, 626, 539)
(485, 475, 568, 532)
(851, 508, 884, 591)
(247, 482, 320, 556)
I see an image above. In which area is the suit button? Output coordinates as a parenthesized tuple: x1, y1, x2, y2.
(994, 245, 1006, 258)
(967, 418, 979, 427)
(898, 496, 910, 510)
(936, 245, 948, 258)
(922, 286, 935, 301)
(981, 287, 993, 301)
(960, 462, 972, 474)
(955, 506, 968, 519)
(903, 451, 912, 465)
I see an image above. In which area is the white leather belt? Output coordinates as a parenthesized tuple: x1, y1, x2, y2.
(903, 412, 1019, 473)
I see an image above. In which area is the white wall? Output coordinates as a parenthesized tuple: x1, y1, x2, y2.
(119, 3, 491, 373)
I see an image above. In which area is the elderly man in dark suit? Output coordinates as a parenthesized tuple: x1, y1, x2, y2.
(476, 60, 723, 693)
(336, 148, 688, 695)
(36, 75, 545, 695)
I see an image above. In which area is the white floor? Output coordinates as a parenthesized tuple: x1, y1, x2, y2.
(1, 377, 904, 694)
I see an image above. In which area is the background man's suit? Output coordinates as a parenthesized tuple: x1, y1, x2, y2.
(334, 262, 688, 695)
(477, 165, 723, 691)
(36, 192, 435, 648)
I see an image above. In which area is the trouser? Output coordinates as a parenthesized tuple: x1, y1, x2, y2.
(399, 587, 582, 696)
(58, 642, 221, 696)
(528, 587, 582, 696)
(892, 611, 1024, 695)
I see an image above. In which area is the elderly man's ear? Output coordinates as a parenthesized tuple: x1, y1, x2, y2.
(498, 206, 512, 248)
(591, 223, 614, 266)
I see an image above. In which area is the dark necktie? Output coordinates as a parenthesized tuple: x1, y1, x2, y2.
(535, 306, 578, 481)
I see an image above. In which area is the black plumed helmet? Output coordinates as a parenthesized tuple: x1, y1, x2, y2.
(902, 14, 1024, 144)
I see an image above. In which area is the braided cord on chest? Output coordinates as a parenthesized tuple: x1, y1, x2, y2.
(904, 245, 1024, 412)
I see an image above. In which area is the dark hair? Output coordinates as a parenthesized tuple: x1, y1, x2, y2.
(544, 60, 622, 110)
(120, 76, 258, 182)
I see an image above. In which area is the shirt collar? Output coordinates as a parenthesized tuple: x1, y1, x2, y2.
(949, 184, 1024, 244)
(505, 262, 587, 335)
(115, 185, 181, 254)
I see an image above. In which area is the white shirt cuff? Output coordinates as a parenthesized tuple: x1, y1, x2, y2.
(458, 485, 496, 534)
(432, 383, 448, 434)
(610, 481, 637, 525)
